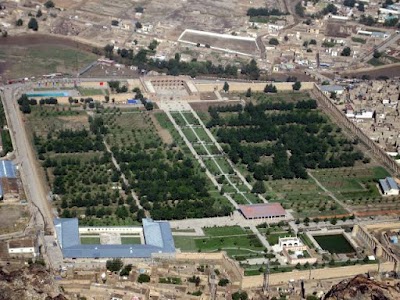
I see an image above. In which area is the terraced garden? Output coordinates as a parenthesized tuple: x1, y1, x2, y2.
(168, 109, 269, 206)
(201, 92, 390, 218)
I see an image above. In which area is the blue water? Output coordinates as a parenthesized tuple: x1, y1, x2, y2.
(26, 91, 70, 98)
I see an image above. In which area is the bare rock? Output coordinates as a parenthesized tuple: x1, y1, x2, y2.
(324, 274, 400, 300)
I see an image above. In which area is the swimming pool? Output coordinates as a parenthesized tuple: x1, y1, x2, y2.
(26, 91, 70, 98)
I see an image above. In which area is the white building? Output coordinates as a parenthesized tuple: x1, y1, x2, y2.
(8, 239, 38, 257)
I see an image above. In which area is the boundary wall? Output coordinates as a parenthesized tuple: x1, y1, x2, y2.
(312, 85, 400, 175)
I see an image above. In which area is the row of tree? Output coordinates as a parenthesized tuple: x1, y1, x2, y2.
(208, 101, 365, 180)
(104, 44, 261, 79)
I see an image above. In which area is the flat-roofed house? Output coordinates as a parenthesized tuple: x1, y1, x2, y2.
(8, 239, 38, 258)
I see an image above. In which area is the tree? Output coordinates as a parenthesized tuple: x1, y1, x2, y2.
(373, 50, 382, 59)
(269, 38, 279, 45)
(135, 6, 144, 13)
(218, 278, 230, 286)
(232, 291, 248, 300)
(44, 0, 55, 8)
(360, 15, 376, 26)
(252, 181, 266, 194)
(135, 21, 142, 29)
(357, 1, 365, 11)
(292, 81, 301, 91)
(106, 258, 123, 272)
(323, 3, 338, 15)
(344, 0, 356, 7)
(16, 19, 23, 26)
(223, 82, 230, 93)
(28, 18, 39, 31)
(341, 47, 351, 56)
(384, 18, 399, 27)
(137, 274, 150, 283)
(295, 2, 305, 17)
(148, 40, 158, 51)
(264, 84, 277, 93)
(245, 88, 252, 97)
(120, 264, 133, 276)
(36, 9, 42, 18)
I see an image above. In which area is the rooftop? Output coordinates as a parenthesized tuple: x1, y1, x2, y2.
(239, 203, 286, 219)
(9, 239, 35, 249)
(54, 218, 175, 259)
(320, 85, 345, 92)
(379, 177, 399, 192)
(0, 160, 16, 179)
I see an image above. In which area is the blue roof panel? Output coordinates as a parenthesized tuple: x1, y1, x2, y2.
(0, 160, 16, 178)
(387, 177, 398, 190)
(54, 218, 175, 259)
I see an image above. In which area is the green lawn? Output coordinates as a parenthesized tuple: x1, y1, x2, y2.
(203, 226, 246, 236)
(193, 127, 213, 143)
(80, 237, 101, 244)
(181, 112, 200, 125)
(173, 236, 198, 251)
(173, 234, 264, 255)
(196, 235, 263, 252)
(214, 157, 234, 174)
(121, 236, 141, 244)
(171, 112, 187, 127)
(204, 159, 223, 175)
(205, 144, 221, 155)
(181, 127, 198, 143)
(77, 87, 107, 96)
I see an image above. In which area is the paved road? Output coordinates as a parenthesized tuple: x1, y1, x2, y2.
(0, 85, 54, 234)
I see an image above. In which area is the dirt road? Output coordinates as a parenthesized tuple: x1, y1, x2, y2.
(0, 85, 54, 234)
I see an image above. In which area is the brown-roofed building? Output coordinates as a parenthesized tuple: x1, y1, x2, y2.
(239, 203, 287, 220)
(8, 239, 38, 258)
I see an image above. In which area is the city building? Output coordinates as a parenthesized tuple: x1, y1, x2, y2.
(320, 85, 345, 96)
(272, 237, 316, 265)
(379, 177, 399, 196)
(238, 203, 287, 220)
(54, 218, 175, 259)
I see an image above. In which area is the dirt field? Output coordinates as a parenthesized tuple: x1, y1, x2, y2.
(190, 100, 241, 112)
(0, 35, 99, 80)
(343, 63, 400, 79)
(180, 31, 259, 55)
(0, 205, 29, 235)
(150, 112, 173, 144)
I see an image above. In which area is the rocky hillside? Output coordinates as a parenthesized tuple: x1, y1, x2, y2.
(0, 264, 67, 300)
(324, 274, 400, 300)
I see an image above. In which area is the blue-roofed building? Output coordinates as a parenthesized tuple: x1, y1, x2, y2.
(379, 177, 399, 196)
(126, 99, 142, 105)
(54, 218, 175, 259)
(0, 160, 17, 179)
